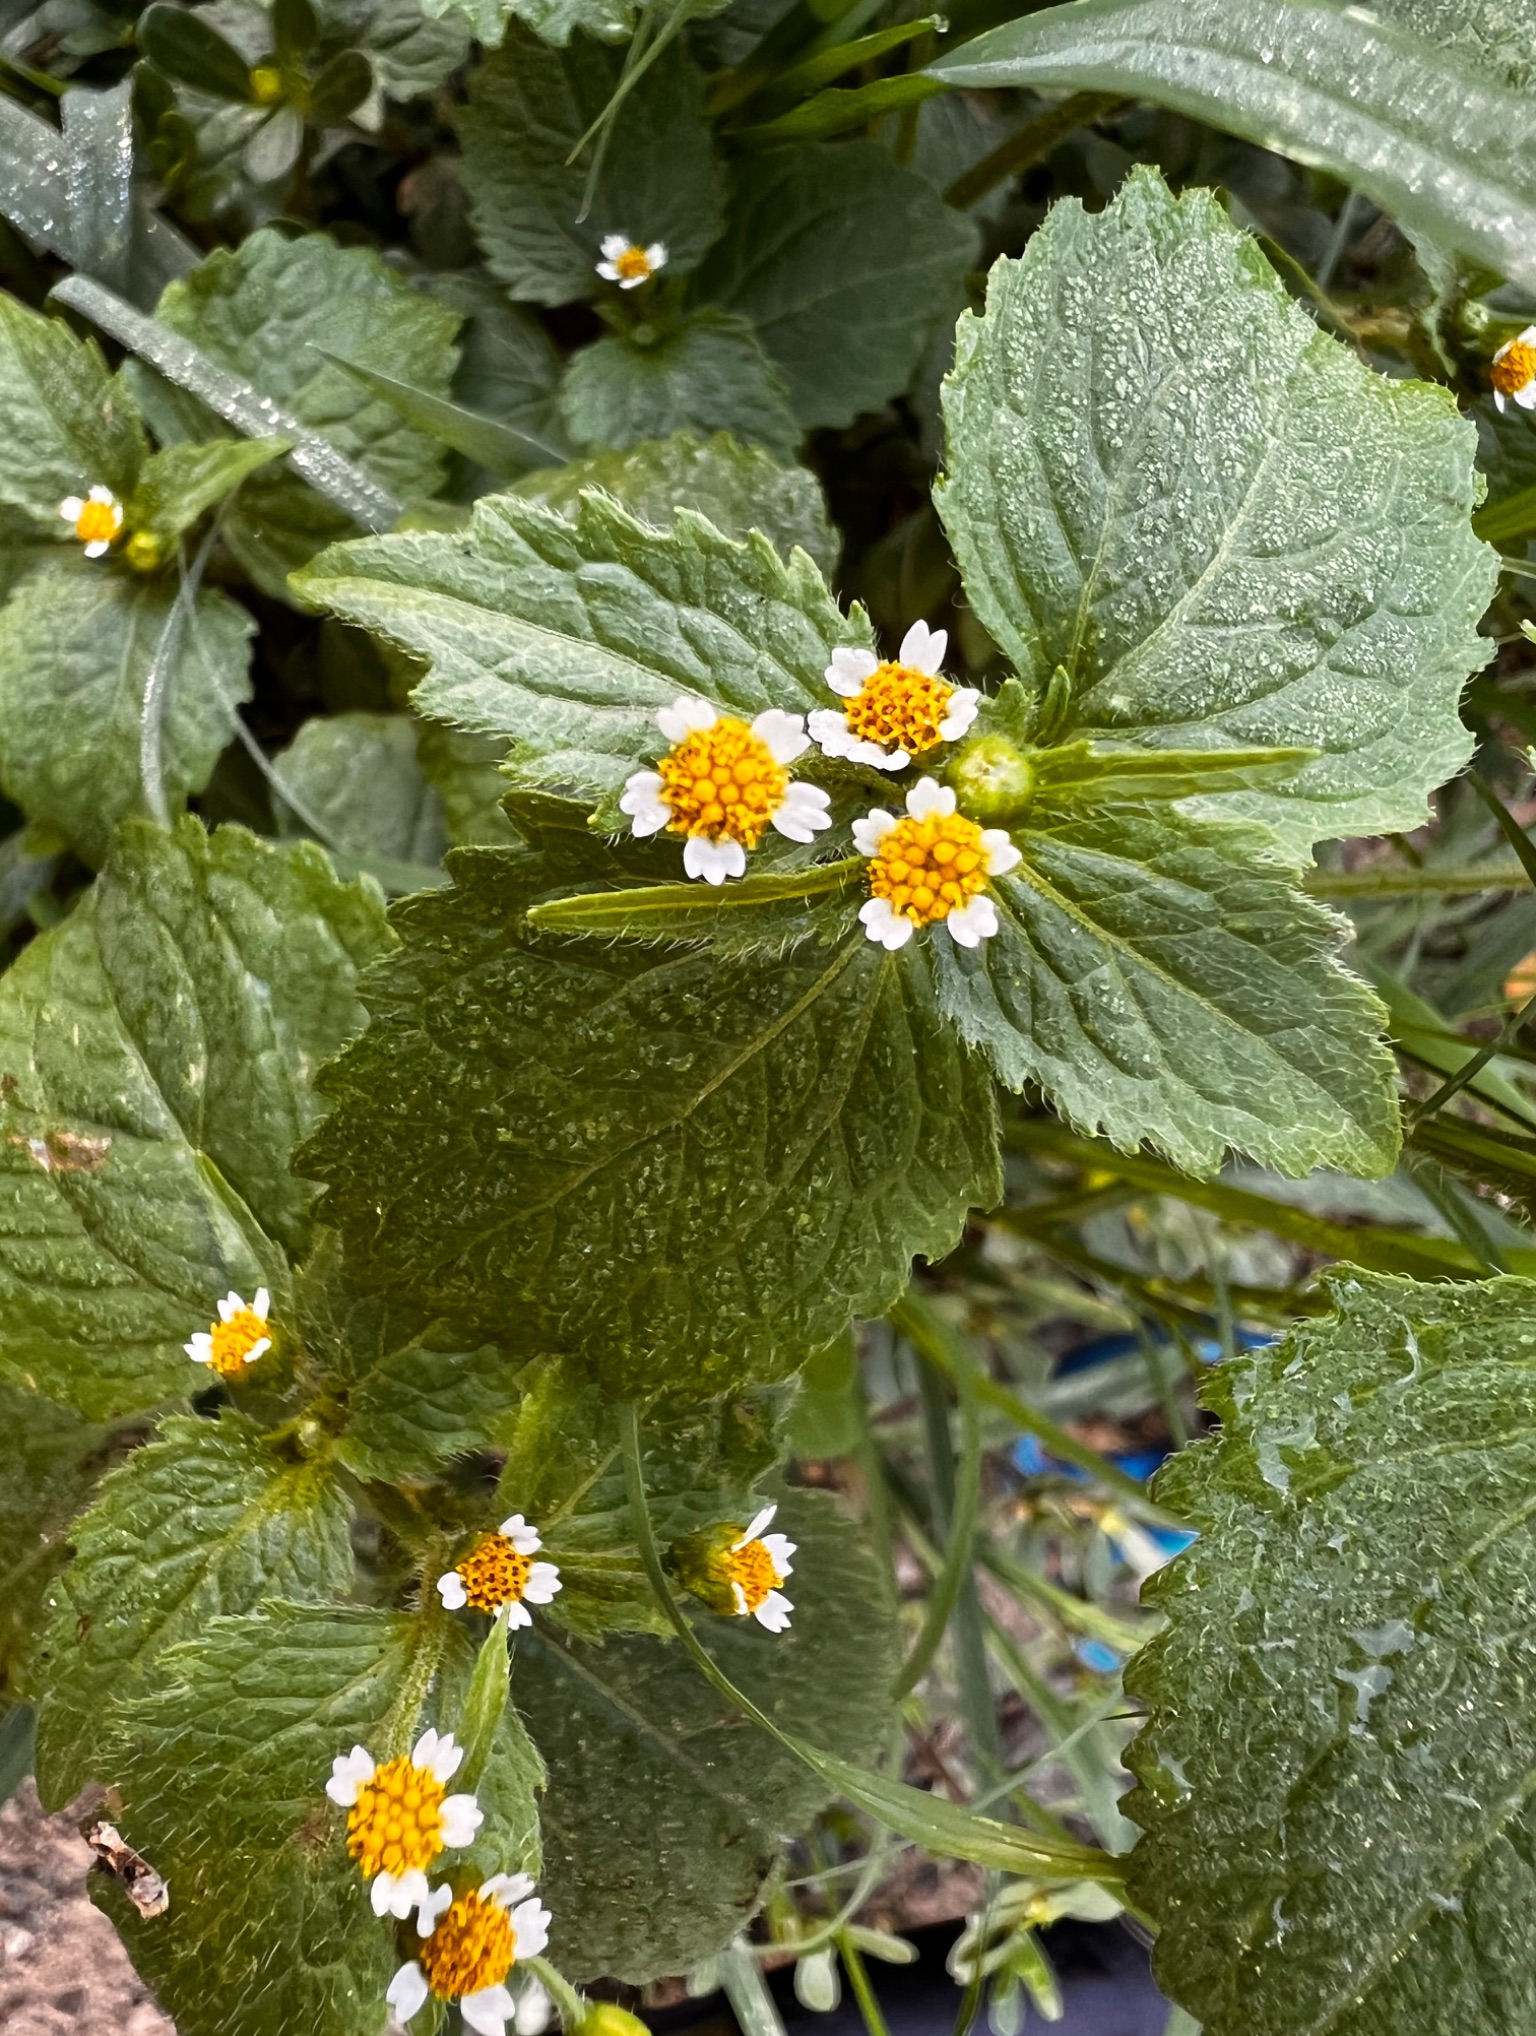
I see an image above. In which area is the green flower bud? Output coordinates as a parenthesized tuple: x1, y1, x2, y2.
(945, 733, 1035, 826)
(579, 2005, 651, 2036)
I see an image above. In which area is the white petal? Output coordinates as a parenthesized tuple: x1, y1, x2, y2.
(825, 646, 879, 696)
(945, 895, 999, 948)
(619, 272, 645, 289)
(1496, 389, 1509, 412)
(326, 1746, 375, 1805)
(852, 809, 897, 857)
(253, 1287, 270, 1316)
(596, 262, 620, 281)
(185, 1334, 213, 1363)
(481, 1871, 536, 1908)
(759, 1533, 795, 1575)
(59, 496, 83, 521)
(736, 1504, 777, 1547)
(771, 782, 832, 843)
(869, 744, 910, 770)
(516, 1979, 554, 2036)
(418, 1728, 463, 1784)
(375, 1869, 427, 1919)
(416, 1883, 454, 1937)
(981, 829, 1021, 876)
(463, 1986, 516, 2036)
(898, 619, 947, 675)
(217, 1291, 243, 1320)
(808, 708, 851, 752)
(441, 1794, 484, 1848)
(437, 1571, 468, 1610)
(682, 835, 746, 884)
(1518, 383, 1536, 410)
(620, 771, 671, 837)
(82, 539, 108, 556)
(938, 690, 980, 741)
(599, 233, 629, 259)
(754, 1590, 794, 1632)
(88, 486, 116, 507)
(499, 1515, 541, 1553)
(858, 897, 915, 950)
(905, 777, 954, 820)
(1520, 325, 1536, 345)
(505, 1599, 533, 1629)
(645, 242, 668, 269)
(387, 1962, 431, 2023)
(523, 1561, 562, 1603)
(244, 1336, 271, 1364)
(751, 707, 810, 763)
(657, 696, 716, 743)
(510, 1897, 552, 1961)
(731, 1579, 749, 1616)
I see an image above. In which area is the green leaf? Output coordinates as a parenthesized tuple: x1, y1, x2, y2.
(936, 169, 1497, 851)
(0, 1383, 113, 1696)
(558, 313, 801, 462)
(294, 490, 867, 804)
(139, 3, 257, 101)
(515, 429, 838, 578)
(0, 295, 147, 522)
(458, 27, 725, 305)
(930, 803, 1399, 1178)
(323, 351, 565, 475)
(1124, 1270, 1536, 2035)
(929, 0, 1536, 298)
(0, 559, 254, 864)
(357, 0, 473, 98)
(301, 843, 1000, 1394)
(272, 711, 449, 870)
(517, 1488, 898, 1982)
(339, 1333, 524, 1481)
(695, 142, 978, 430)
(734, 74, 944, 145)
(1368, 0, 1536, 87)
(33, 1413, 355, 1805)
(0, 819, 389, 1418)
(126, 435, 290, 546)
(415, 724, 517, 847)
(526, 859, 865, 959)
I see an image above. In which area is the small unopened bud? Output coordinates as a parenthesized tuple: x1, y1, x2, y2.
(250, 65, 285, 104)
(945, 734, 1035, 826)
(578, 2005, 650, 2036)
(123, 530, 167, 575)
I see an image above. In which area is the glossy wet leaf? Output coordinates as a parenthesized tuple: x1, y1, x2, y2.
(558, 314, 800, 462)
(937, 169, 1496, 850)
(1126, 1271, 1536, 2035)
(0, 295, 147, 521)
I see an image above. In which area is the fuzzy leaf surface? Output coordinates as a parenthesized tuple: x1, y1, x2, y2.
(1125, 1271, 1536, 2036)
(34, 1414, 355, 1804)
(930, 804, 1399, 1177)
(696, 143, 978, 430)
(937, 169, 1496, 849)
(0, 821, 388, 1417)
(0, 295, 147, 520)
(273, 712, 449, 869)
(295, 491, 866, 802)
(558, 315, 800, 462)
(458, 28, 724, 303)
(0, 1383, 113, 1696)
(0, 560, 253, 863)
(518, 1488, 898, 1981)
(302, 846, 1000, 1394)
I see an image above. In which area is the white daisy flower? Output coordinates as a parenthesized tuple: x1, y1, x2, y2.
(596, 234, 668, 289)
(325, 1730, 483, 1918)
(58, 484, 123, 558)
(855, 778, 1020, 950)
(620, 697, 831, 885)
(724, 1503, 796, 1632)
(389, 1874, 553, 2035)
(1492, 324, 1536, 411)
(437, 1514, 563, 1627)
(810, 619, 980, 771)
(184, 1287, 272, 1378)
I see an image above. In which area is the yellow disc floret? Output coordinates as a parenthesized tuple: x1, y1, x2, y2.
(419, 1890, 517, 2002)
(724, 1537, 783, 1616)
(76, 497, 121, 547)
(1493, 340, 1536, 397)
(346, 1757, 447, 1883)
(455, 1534, 534, 1615)
(844, 661, 956, 759)
(614, 246, 654, 283)
(657, 716, 789, 848)
(206, 1305, 269, 1377)
(867, 808, 990, 928)
(249, 64, 284, 103)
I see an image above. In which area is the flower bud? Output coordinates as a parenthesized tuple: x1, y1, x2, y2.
(944, 733, 1035, 826)
(579, 2005, 650, 2036)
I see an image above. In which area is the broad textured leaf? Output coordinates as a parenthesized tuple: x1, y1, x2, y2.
(936, 170, 1497, 850)
(0, 559, 253, 863)
(0, 295, 147, 522)
(0, 820, 388, 1417)
(127, 435, 289, 546)
(0, 1383, 113, 1696)
(458, 29, 724, 304)
(1371, 0, 1536, 86)
(416, 724, 517, 846)
(273, 712, 449, 869)
(516, 429, 838, 577)
(33, 1414, 355, 1804)
(1125, 1271, 1536, 2036)
(929, 804, 1399, 1178)
(558, 315, 800, 462)
(696, 143, 978, 430)
(341, 0, 473, 96)
(294, 490, 867, 803)
(931, 0, 1536, 305)
(518, 1488, 898, 1981)
(301, 845, 1000, 1394)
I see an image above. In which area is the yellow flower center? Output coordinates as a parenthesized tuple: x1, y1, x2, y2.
(613, 245, 654, 283)
(346, 1757, 446, 1881)
(206, 1306, 269, 1378)
(843, 661, 955, 757)
(420, 1890, 517, 2002)
(725, 1536, 783, 1615)
(657, 718, 787, 848)
(456, 1534, 534, 1614)
(1493, 340, 1536, 396)
(73, 498, 121, 548)
(250, 65, 284, 104)
(868, 811, 990, 927)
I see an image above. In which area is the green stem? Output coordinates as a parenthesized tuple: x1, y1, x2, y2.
(893, 1354, 983, 1698)
(720, 1939, 789, 2036)
(836, 1929, 894, 2036)
(523, 1956, 587, 2031)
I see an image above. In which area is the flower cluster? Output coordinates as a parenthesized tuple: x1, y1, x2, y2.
(389, 1872, 551, 2036)
(438, 1514, 562, 1626)
(185, 1288, 272, 1379)
(620, 619, 1018, 947)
